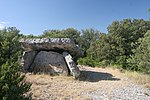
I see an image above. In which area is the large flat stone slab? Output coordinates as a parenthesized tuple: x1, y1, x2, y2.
(19, 38, 83, 57)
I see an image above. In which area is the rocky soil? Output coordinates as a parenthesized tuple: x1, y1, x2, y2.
(25, 66, 150, 100)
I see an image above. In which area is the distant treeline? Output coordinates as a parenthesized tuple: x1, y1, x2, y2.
(1, 18, 150, 75)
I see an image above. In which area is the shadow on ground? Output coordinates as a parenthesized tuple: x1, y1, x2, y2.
(78, 71, 120, 82)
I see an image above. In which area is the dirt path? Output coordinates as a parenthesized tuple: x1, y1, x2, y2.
(25, 66, 150, 100)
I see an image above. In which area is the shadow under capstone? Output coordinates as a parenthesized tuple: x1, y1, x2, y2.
(78, 70, 120, 82)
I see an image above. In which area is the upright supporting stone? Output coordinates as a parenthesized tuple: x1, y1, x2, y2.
(30, 51, 69, 75)
(63, 52, 80, 79)
(21, 51, 38, 72)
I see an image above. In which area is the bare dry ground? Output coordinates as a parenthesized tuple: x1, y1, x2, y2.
(25, 66, 150, 100)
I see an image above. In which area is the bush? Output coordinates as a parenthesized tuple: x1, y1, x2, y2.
(0, 61, 32, 100)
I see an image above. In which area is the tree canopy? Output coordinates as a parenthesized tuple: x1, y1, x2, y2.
(0, 27, 31, 100)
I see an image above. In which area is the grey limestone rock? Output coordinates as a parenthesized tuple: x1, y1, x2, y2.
(19, 38, 83, 57)
(63, 51, 80, 79)
(30, 51, 69, 75)
(21, 51, 38, 72)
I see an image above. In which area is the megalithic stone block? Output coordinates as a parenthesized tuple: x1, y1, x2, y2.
(21, 51, 38, 72)
(30, 51, 69, 75)
(19, 38, 83, 77)
(19, 38, 83, 57)
(63, 52, 80, 79)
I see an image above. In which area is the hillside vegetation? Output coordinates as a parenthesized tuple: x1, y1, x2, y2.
(0, 18, 150, 99)
(25, 19, 150, 74)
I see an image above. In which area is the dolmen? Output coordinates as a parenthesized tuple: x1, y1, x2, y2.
(19, 38, 82, 78)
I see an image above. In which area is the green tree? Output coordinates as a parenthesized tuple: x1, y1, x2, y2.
(41, 28, 80, 43)
(82, 19, 150, 68)
(0, 27, 22, 65)
(42, 29, 62, 38)
(61, 28, 80, 43)
(77, 28, 99, 53)
(0, 27, 32, 100)
(79, 32, 118, 67)
(129, 31, 150, 74)
(107, 19, 150, 68)
(0, 61, 32, 100)
(77, 29, 100, 66)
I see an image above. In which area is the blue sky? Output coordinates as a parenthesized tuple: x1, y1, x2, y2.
(0, 0, 149, 35)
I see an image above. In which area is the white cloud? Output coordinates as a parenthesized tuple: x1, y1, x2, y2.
(0, 22, 9, 30)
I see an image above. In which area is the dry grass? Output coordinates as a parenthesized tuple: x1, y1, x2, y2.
(124, 71, 150, 88)
(25, 66, 150, 99)
(26, 73, 101, 99)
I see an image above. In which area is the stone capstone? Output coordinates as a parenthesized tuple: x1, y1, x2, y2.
(19, 38, 83, 57)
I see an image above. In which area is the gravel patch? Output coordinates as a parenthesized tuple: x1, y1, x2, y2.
(111, 84, 150, 100)
(81, 83, 150, 100)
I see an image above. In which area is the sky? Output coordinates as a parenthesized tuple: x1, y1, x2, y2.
(0, 0, 150, 35)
